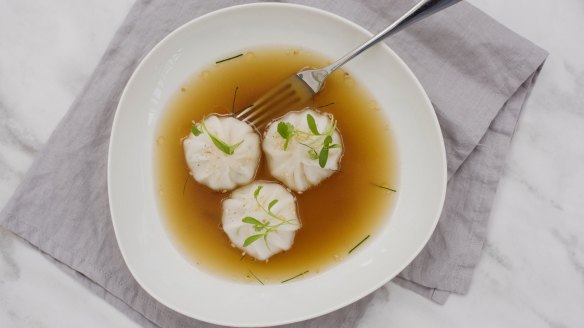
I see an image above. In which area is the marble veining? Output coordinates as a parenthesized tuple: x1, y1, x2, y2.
(1, 0, 583, 327)
(551, 230, 584, 283)
(482, 242, 513, 271)
(0, 229, 20, 284)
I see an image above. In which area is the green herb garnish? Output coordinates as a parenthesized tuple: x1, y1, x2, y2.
(254, 185, 263, 198)
(317, 102, 335, 109)
(299, 143, 319, 160)
(210, 135, 243, 155)
(318, 135, 332, 168)
(268, 199, 278, 211)
(247, 270, 264, 285)
(281, 270, 309, 283)
(198, 118, 244, 155)
(277, 122, 295, 150)
(215, 53, 243, 64)
(306, 113, 320, 135)
(276, 113, 340, 168)
(182, 175, 189, 196)
(243, 233, 264, 247)
(191, 122, 202, 136)
(308, 149, 319, 160)
(242, 185, 297, 248)
(317, 135, 341, 168)
(348, 235, 370, 254)
(371, 183, 397, 192)
(232, 86, 239, 115)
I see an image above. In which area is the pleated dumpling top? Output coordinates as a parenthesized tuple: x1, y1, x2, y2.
(183, 115, 261, 192)
(222, 182, 301, 261)
(262, 108, 343, 193)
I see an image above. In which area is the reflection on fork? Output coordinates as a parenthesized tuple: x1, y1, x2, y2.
(234, 0, 461, 130)
(235, 73, 314, 129)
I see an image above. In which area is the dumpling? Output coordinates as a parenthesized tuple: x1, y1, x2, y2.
(262, 108, 343, 193)
(183, 115, 260, 192)
(222, 182, 301, 261)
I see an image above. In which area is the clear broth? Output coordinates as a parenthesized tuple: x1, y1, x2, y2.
(155, 47, 398, 283)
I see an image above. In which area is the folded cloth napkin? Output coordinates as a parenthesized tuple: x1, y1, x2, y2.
(0, 0, 547, 326)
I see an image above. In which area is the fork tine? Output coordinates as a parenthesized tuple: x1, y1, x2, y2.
(234, 80, 291, 122)
(234, 104, 255, 120)
(234, 83, 289, 120)
(236, 75, 314, 130)
(249, 83, 291, 112)
(252, 96, 301, 128)
(244, 87, 295, 123)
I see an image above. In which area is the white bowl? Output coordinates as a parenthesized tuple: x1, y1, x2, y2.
(108, 3, 446, 327)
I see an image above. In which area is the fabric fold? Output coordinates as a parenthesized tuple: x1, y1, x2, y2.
(388, 2, 549, 178)
(397, 69, 545, 301)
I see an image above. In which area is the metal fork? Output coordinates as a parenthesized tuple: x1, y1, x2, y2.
(235, 0, 461, 129)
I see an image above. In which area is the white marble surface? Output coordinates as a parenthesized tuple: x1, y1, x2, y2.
(1, 0, 583, 327)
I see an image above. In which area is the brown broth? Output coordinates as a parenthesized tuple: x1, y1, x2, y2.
(155, 47, 398, 283)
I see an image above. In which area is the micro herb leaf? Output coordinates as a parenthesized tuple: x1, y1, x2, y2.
(201, 119, 244, 155)
(348, 235, 370, 254)
(323, 135, 332, 147)
(319, 146, 329, 168)
(277, 122, 295, 150)
(254, 185, 263, 199)
(229, 139, 245, 153)
(299, 142, 319, 160)
(243, 234, 264, 247)
(210, 136, 234, 154)
(317, 135, 337, 168)
(241, 185, 297, 251)
(268, 199, 278, 211)
(215, 53, 243, 64)
(308, 149, 318, 160)
(307, 114, 320, 135)
(242, 216, 263, 226)
(277, 122, 293, 138)
(191, 123, 202, 136)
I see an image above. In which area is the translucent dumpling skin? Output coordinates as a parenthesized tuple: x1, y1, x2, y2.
(183, 115, 261, 192)
(222, 182, 301, 261)
(262, 108, 343, 193)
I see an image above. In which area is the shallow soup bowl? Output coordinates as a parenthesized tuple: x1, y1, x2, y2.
(108, 3, 446, 327)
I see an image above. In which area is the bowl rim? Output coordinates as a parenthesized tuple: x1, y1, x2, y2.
(108, 3, 447, 326)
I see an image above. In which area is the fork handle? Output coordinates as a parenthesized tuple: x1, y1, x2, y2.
(324, 0, 461, 74)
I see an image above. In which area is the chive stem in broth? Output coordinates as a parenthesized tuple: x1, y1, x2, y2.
(215, 53, 243, 64)
(182, 175, 189, 196)
(248, 270, 264, 285)
(281, 270, 309, 283)
(317, 102, 335, 109)
(232, 86, 239, 115)
(371, 183, 397, 193)
(348, 235, 370, 254)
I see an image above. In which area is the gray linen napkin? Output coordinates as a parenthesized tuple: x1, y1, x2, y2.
(0, 0, 547, 326)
